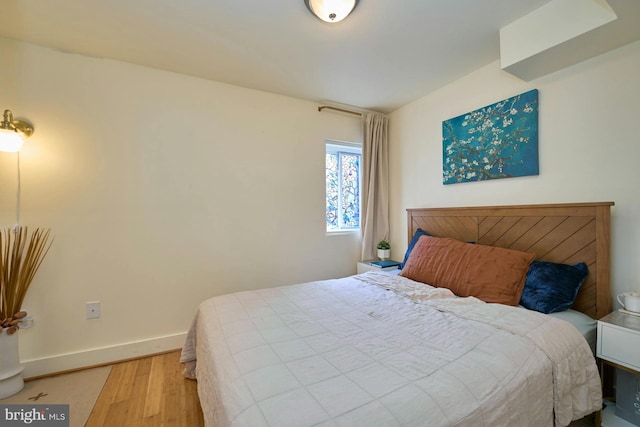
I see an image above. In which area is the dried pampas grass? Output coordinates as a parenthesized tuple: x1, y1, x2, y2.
(0, 227, 53, 333)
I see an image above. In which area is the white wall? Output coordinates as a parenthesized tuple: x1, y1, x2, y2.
(389, 40, 640, 303)
(0, 37, 362, 376)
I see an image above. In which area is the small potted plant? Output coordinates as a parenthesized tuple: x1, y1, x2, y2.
(377, 240, 390, 260)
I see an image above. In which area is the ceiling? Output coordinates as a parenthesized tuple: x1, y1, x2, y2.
(0, 0, 636, 113)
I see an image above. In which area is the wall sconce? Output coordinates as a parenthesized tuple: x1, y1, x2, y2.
(304, 0, 359, 23)
(0, 109, 34, 153)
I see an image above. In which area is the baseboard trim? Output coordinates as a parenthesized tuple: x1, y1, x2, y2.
(21, 332, 187, 379)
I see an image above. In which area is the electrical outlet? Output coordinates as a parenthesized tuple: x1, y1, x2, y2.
(86, 301, 101, 319)
(18, 315, 34, 329)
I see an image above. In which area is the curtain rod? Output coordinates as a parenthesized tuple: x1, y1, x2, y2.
(318, 105, 362, 117)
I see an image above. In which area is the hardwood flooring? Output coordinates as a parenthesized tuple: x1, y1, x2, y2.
(86, 350, 204, 426)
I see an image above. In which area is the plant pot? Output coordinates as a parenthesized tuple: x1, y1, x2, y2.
(0, 330, 24, 399)
(377, 249, 390, 260)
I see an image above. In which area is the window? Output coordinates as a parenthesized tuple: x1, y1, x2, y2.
(325, 141, 361, 232)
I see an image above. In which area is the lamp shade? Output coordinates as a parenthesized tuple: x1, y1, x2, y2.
(0, 128, 23, 153)
(305, 0, 359, 23)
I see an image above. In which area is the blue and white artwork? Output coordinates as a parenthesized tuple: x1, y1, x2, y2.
(442, 89, 538, 185)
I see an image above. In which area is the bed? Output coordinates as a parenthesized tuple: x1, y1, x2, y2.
(181, 201, 614, 427)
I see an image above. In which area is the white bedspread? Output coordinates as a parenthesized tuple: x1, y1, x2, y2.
(181, 272, 601, 427)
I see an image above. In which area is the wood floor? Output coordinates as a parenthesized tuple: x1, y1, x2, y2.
(86, 350, 205, 426)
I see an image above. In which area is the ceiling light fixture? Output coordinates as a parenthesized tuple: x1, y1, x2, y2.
(304, 0, 359, 23)
(0, 109, 34, 153)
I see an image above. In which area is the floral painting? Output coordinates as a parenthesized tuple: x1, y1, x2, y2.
(442, 89, 538, 185)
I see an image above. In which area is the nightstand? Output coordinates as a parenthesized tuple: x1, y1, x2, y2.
(356, 261, 400, 274)
(596, 311, 640, 426)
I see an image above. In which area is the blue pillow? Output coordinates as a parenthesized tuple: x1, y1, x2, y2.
(398, 228, 432, 269)
(519, 261, 589, 314)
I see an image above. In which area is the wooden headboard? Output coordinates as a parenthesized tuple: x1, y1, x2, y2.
(406, 202, 614, 319)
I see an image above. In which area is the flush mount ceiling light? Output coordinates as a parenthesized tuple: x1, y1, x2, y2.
(0, 109, 34, 153)
(304, 0, 359, 23)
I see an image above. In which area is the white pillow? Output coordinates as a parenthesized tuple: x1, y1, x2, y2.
(546, 309, 597, 354)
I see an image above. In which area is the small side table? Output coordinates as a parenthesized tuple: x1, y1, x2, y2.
(356, 260, 401, 274)
(596, 311, 640, 426)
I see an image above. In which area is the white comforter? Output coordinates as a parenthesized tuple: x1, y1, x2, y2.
(181, 272, 601, 427)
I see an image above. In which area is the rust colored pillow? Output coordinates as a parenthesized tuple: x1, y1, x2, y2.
(400, 236, 535, 306)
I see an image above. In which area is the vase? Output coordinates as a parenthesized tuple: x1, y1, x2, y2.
(0, 330, 24, 399)
(377, 249, 390, 260)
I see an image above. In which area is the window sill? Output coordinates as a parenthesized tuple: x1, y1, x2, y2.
(326, 230, 360, 237)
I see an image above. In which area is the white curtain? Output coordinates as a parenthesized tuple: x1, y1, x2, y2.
(360, 112, 389, 261)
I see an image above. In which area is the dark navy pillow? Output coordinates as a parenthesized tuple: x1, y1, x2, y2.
(520, 261, 589, 314)
(398, 228, 432, 269)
